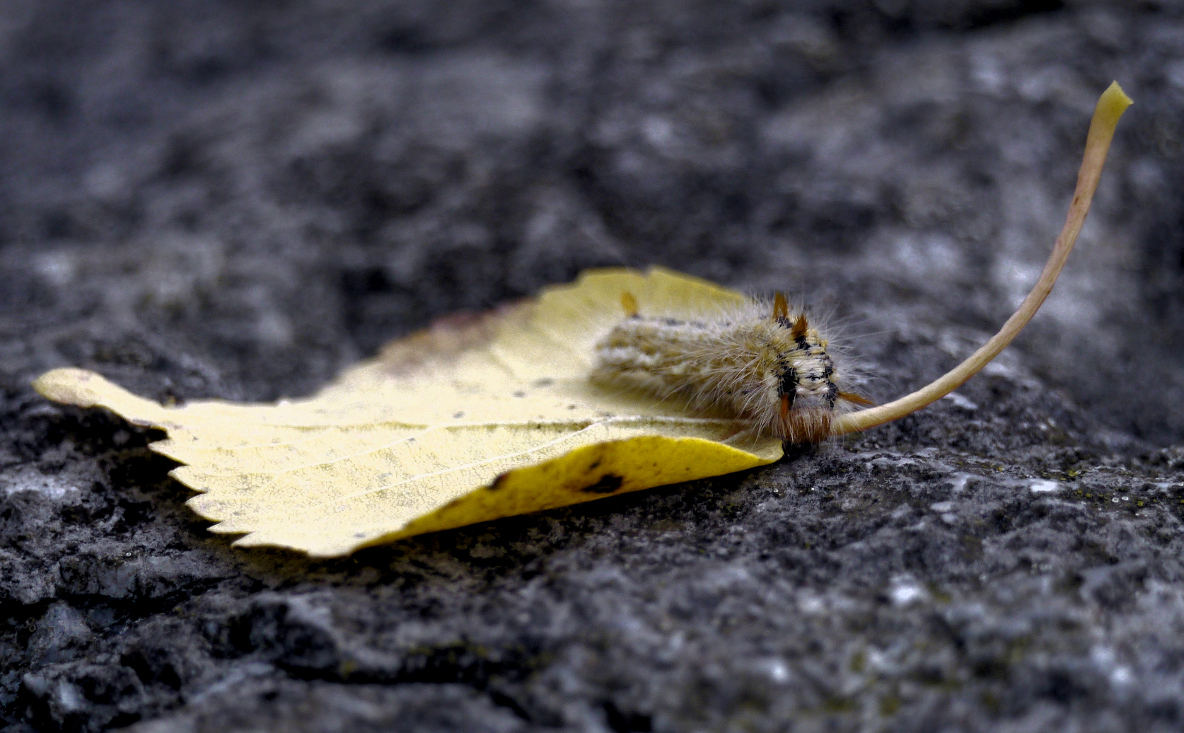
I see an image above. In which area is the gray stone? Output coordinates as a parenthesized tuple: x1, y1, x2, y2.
(2, 1, 1184, 731)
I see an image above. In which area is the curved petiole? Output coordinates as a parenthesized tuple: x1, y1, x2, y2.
(831, 81, 1133, 437)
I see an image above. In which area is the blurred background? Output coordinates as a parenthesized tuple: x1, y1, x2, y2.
(1, 0, 1181, 443)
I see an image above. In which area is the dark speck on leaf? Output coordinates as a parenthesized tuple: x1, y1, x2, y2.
(582, 474, 623, 494)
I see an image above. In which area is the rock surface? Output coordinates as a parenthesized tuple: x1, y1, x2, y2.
(3, 1, 1184, 730)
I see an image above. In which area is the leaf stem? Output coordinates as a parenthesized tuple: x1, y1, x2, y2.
(831, 81, 1133, 437)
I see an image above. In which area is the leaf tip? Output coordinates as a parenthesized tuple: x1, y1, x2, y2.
(33, 368, 106, 407)
(33, 367, 172, 427)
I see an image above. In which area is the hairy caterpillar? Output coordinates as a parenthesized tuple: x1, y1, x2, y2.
(592, 293, 869, 444)
(592, 82, 1132, 445)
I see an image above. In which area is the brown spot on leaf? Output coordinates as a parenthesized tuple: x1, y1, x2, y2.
(379, 301, 531, 375)
(581, 474, 623, 494)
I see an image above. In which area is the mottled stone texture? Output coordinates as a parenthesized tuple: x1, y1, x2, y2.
(2, 1, 1184, 731)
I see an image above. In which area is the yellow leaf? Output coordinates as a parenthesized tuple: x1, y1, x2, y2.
(34, 267, 782, 558)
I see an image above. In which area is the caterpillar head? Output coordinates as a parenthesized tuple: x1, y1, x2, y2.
(767, 294, 870, 444)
